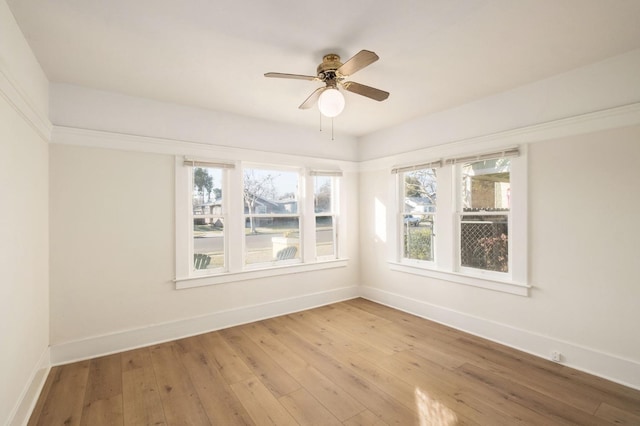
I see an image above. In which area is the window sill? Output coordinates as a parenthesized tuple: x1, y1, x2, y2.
(175, 258, 349, 289)
(388, 261, 530, 296)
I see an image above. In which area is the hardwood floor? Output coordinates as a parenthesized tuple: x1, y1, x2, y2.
(29, 298, 640, 425)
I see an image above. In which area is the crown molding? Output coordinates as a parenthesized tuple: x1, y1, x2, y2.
(50, 101, 640, 173)
(51, 125, 360, 171)
(359, 102, 640, 172)
(0, 67, 51, 142)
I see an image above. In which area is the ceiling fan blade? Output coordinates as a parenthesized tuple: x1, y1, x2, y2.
(264, 72, 318, 81)
(299, 87, 326, 109)
(343, 81, 389, 101)
(337, 50, 379, 77)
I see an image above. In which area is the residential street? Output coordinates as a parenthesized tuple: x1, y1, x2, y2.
(194, 228, 333, 252)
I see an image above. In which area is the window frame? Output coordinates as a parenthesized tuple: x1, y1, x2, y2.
(312, 173, 340, 261)
(390, 148, 529, 296)
(398, 167, 437, 267)
(242, 165, 302, 269)
(189, 165, 228, 276)
(175, 157, 348, 289)
(456, 158, 512, 278)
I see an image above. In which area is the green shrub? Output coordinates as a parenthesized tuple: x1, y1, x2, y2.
(405, 228, 433, 261)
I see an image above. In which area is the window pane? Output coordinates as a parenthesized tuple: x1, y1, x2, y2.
(316, 216, 334, 257)
(460, 214, 508, 272)
(243, 169, 298, 224)
(462, 159, 510, 211)
(245, 217, 300, 265)
(193, 217, 224, 271)
(192, 167, 224, 272)
(404, 169, 436, 213)
(314, 176, 332, 213)
(403, 214, 434, 261)
(193, 167, 222, 208)
(402, 168, 436, 262)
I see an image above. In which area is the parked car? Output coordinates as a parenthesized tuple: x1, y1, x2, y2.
(404, 215, 420, 226)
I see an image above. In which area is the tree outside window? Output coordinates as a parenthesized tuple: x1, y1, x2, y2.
(402, 168, 437, 262)
(243, 168, 300, 265)
(191, 167, 224, 271)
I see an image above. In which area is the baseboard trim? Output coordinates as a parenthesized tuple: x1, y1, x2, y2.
(50, 286, 359, 365)
(8, 347, 50, 426)
(360, 286, 640, 391)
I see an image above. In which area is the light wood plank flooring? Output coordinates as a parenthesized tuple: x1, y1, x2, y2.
(29, 298, 640, 425)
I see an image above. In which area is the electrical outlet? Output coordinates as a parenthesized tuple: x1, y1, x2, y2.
(551, 351, 562, 362)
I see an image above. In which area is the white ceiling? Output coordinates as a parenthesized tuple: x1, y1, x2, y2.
(7, 0, 640, 137)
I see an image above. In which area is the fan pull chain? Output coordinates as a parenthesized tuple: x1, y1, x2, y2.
(318, 112, 335, 140)
(331, 118, 335, 140)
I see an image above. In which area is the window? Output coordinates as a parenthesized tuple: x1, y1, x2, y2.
(243, 167, 300, 266)
(313, 174, 338, 259)
(391, 148, 528, 295)
(191, 166, 226, 273)
(175, 157, 347, 289)
(459, 159, 510, 273)
(401, 168, 436, 263)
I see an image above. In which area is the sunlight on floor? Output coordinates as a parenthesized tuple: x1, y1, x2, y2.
(415, 387, 458, 426)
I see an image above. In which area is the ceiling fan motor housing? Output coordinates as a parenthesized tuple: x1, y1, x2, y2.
(317, 54, 343, 83)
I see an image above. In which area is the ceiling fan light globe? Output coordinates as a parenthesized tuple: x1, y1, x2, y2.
(318, 88, 345, 118)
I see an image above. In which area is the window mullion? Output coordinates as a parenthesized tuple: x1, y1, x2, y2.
(433, 165, 454, 271)
(509, 153, 527, 283)
(302, 173, 315, 262)
(396, 173, 403, 261)
(336, 176, 346, 259)
(227, 165, 244, 272)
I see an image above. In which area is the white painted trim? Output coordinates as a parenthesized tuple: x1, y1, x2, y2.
(0, 68, 51, 142)
(51, 103, 640, 174)
(50, 286, 359, 365)
(7, 347, 51, 426)
(358, 102, 640, 172)
(44, 284, 640, 392)
(176, 259, 349, 289)
(51, 125, 360, 172)
(389, 148, 528, 295)
(360, 286, 640, 391)
(388, 262, 530, 296)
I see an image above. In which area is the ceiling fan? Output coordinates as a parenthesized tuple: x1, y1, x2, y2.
(264, 50, 390, 118)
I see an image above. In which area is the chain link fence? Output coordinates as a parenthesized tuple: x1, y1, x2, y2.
(460, 215, 508, 272)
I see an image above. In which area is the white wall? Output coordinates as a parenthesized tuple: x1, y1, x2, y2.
(47, 81, 362, 362)
(358, 48, 640, 161)
(4, 10, 639, 425)
(45, 47, 640, 390)
(48, 139, 360, 362)
(355, 48, 640, 388)
(358, 124, 640, 389)
(528, 127, 640, 359)
(0, 2, 50, 424)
